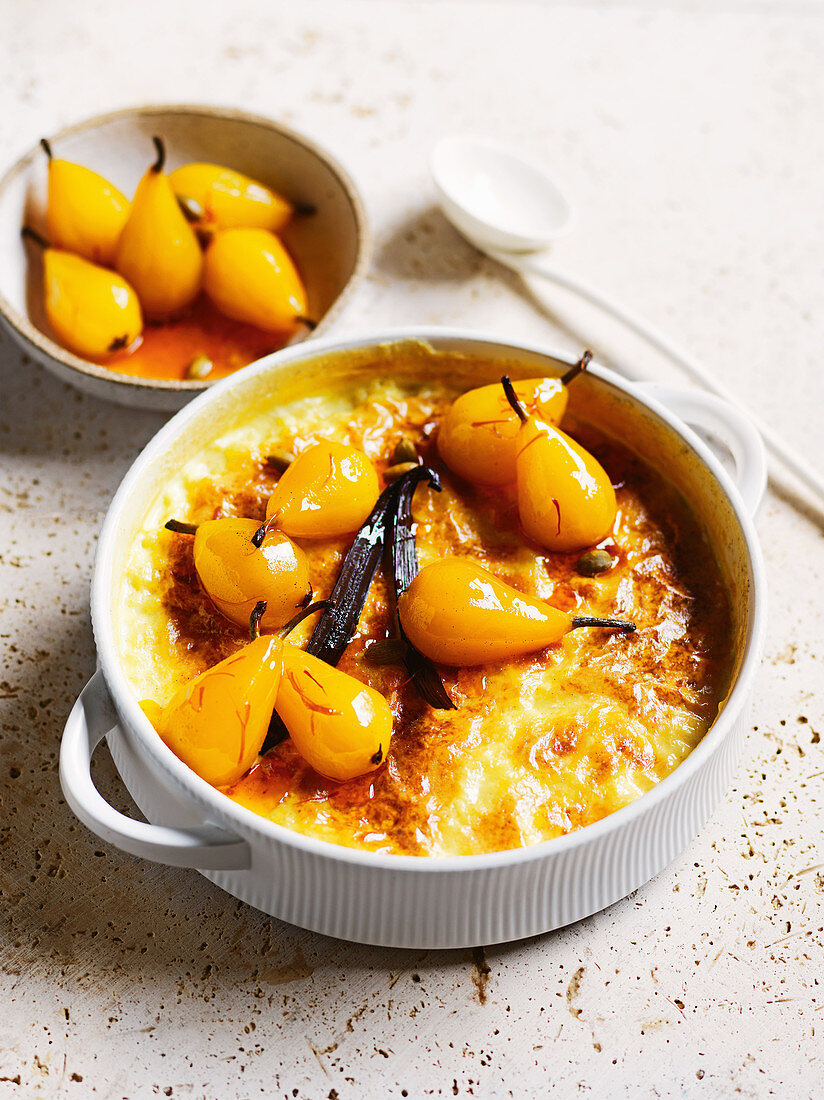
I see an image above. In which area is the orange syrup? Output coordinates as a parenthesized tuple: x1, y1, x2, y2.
(99, 294, 295, 381)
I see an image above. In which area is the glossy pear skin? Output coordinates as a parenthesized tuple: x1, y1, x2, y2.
(153, 634, 283, 787)
(46, 158, 130, 266)
(203, 228, 307, 332)
(43, 249, 142, 358)
(265, 441, 380, 539)
(516, 418, 616, 552)
(192, 518, 311, 631)
(398, 558, 571, 666)
(276, 644, 392, 781)
(437, 377, 568, 486)
(115, 153, 203, 317)
(169, 163, 293, 231)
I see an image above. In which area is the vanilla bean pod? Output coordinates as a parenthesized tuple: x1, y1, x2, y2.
(388, 467, 456, 710)
(305, 481, 402, 665)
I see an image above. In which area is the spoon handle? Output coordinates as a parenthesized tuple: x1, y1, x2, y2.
(492, 248, 824, 509)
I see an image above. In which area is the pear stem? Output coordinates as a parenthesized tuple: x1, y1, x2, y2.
(151, 135, 166, 174)
(252, 514, 280, 548)
(560, 349, 593, 387)
(277, 599, 330, 640)
(249, 600, 268, 642)
(40, 138, 53, 161)
(501, 375, 529, 423)
(164, 519, 198, 535)
(571, 615, 636, 633)
(21, 226, 49, 251)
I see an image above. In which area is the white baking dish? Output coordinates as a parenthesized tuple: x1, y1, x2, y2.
(60, 329, 767, 948)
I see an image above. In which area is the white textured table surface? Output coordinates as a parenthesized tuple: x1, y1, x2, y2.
(1, 2, 823, 1097)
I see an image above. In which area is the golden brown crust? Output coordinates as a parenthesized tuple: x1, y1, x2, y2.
(153, 387, 732, 856)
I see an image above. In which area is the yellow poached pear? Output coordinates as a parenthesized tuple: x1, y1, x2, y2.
(399, 558, 571, 665)
(115, 137, 203, 318)
(169, 162, 294, 232)
(398, 558, 635, 666)
(188, 517, 312, 632)
(276, 645, 392, 782)
(202, 227, 307, 333)
(264, 441, 379, 539)
(502, 376, 616, 552)
(148, 602, 284, 787)
(23, 228, 142, 358)
(41, 138, 130, 266)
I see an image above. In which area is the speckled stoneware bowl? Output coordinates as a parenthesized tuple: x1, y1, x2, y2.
(0, 105, 369, 411)
(59, 328, 767, 949)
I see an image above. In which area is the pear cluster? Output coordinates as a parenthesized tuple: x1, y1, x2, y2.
(24, 137, 308, 363)
(148, 602, 392, 788)
(437, 359, 617, 553)
(168, 441, 380, 634)
(152, 441, 386, 785)
(144, 594, 389, 792)
(142, 366, 633, 793)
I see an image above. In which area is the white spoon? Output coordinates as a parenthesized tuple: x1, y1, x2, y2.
(431, 135, 824, 509)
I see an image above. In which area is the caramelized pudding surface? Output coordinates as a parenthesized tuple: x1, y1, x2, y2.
(119, 375, 733, 856)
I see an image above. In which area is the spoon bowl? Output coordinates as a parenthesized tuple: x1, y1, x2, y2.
(430, 136, 574, 254)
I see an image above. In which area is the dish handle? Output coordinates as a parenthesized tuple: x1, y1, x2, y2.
(60, 670, 251, 871)
(637, 382, 767, 516)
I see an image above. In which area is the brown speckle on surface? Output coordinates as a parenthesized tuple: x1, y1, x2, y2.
(471, 947, 491, 1004)
(566, 966, 586, 1019)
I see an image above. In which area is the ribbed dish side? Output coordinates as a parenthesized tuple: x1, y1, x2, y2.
(106, 706, 750, 949)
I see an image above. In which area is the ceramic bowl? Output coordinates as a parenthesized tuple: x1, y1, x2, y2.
(59, 328, 767, 948)
(0, 105, 369, 411)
